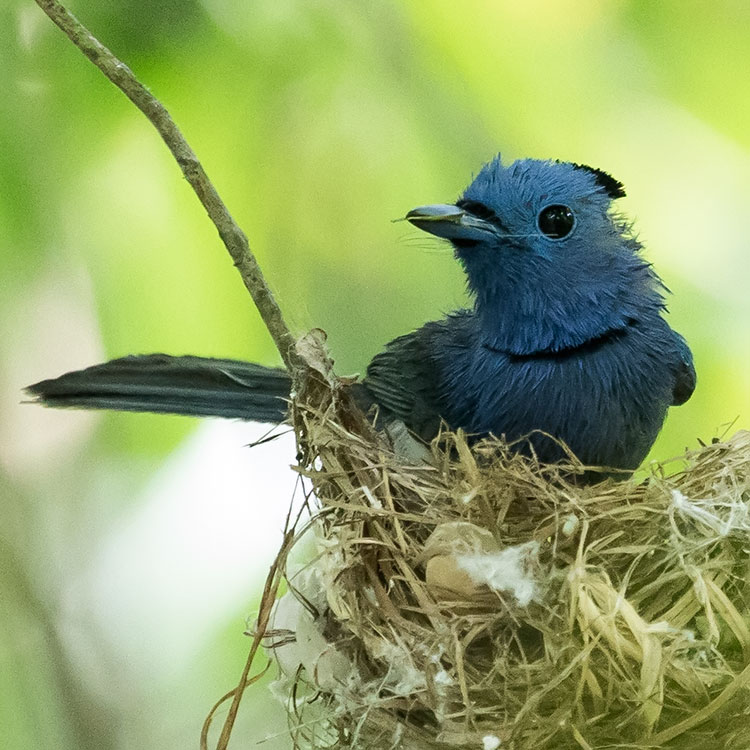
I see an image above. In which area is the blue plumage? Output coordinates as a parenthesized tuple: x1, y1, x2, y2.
(27, 155, 695, 475)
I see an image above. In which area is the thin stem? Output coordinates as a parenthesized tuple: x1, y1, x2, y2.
(34, 0, 302, 374)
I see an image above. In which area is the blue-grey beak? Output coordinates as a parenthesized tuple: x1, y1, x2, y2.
(405, 204, 498, 242)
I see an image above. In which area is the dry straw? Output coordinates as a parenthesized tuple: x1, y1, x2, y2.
(261, 335, 750, 750)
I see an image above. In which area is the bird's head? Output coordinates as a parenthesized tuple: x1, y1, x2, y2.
(407, 156, 666, 355)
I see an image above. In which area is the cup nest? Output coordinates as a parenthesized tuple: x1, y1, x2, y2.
(264, 334, 750, 750)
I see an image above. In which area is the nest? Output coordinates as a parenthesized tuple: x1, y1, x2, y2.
(263, 334, 750, 750)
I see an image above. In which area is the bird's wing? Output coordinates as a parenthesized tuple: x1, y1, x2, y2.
(671, 332, 696, 406)
(362, 316, 469, 441)
(362, 332, 440, 440)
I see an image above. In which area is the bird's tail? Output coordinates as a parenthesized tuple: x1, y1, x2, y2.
(25, 354, 291, 422)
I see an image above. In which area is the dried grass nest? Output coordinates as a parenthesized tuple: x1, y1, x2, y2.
(264, 337, 750, 750)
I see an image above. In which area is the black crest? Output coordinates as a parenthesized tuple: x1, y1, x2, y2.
(569, 162, 626, 199)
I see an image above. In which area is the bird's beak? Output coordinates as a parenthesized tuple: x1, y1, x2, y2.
(405, 204, 497, 242)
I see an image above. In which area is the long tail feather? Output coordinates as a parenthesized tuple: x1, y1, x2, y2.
(25, 354, 291, 422)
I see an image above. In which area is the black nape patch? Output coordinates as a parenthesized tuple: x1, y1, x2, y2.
(567, 162, 627, 199)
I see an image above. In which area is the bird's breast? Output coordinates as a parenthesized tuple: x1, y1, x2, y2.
(438, 331, 675, 470)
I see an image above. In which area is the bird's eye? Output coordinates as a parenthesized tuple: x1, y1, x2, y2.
(537, 205, 575, 239)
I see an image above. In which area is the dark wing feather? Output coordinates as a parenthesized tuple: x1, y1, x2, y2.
(363, 332, 442, 441)
(362, 313, 475, 441)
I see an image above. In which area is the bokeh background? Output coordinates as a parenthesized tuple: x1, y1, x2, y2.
(2, 1, 749, 748)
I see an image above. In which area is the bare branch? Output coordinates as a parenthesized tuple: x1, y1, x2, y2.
(34, 0, 302, 374)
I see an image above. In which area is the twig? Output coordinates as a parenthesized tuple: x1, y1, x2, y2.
(33, 0, 302, 374)
(34, 3, 310, 747)
(198, 523, 291, 750)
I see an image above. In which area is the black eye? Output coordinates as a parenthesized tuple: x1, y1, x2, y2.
(537, 205, 575, 239)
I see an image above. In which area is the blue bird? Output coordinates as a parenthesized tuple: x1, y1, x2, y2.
(26, 156, 695, 475)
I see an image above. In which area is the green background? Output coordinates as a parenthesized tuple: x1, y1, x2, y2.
(2, 1, 748, 748)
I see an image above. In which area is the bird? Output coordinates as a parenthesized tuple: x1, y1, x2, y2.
(26, 156, 695, 475)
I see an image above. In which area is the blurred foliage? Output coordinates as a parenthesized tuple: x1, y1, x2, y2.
(2, 1, 748, 748)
